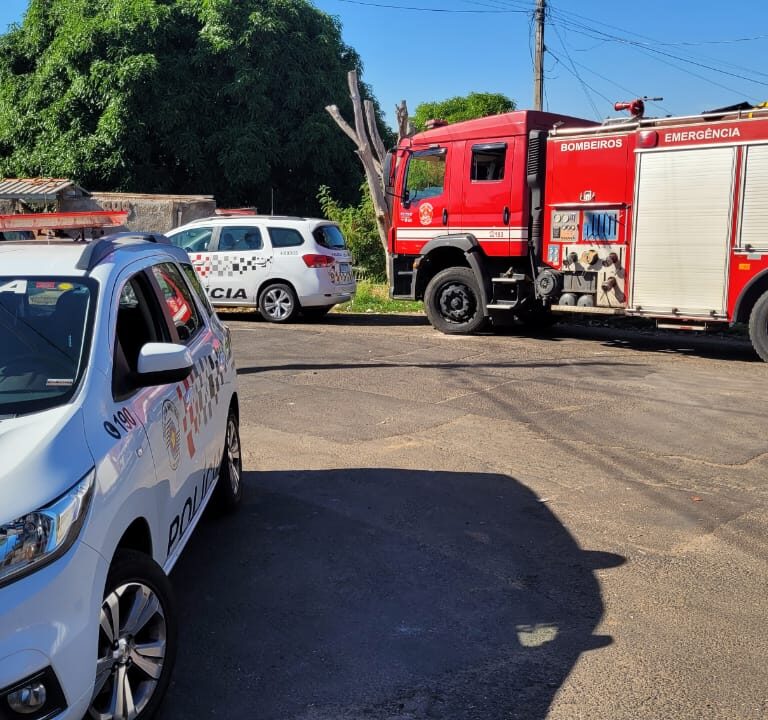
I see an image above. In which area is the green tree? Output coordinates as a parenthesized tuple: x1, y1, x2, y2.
(411, 92, 516, 132)
(0, 0, 379, 213)
(318, 182, 384, 280)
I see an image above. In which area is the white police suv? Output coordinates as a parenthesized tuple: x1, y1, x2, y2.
(0, 234, 242, 720)
(166, 215, 356, 322)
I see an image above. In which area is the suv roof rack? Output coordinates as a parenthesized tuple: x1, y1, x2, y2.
(192, 214, 308, 222)
(76, 232, 170, 272)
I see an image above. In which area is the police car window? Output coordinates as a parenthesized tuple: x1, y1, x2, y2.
(268, 227, 304, 248)
(218, 227, 263, 251)
(170, 227, 213, 253)
(471, 144, 506, 181)
(0, 277, 95, 413)
(113, 275, 168, 399)
(312, 225, 347, 249)
(150, 264, 203, 344)
(182, 263, 214, 317)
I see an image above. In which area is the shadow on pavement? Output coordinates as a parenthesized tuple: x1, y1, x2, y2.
(216, 310, 430, 328)
(549, 323, 757, 362)
(162, 469, 624, 720)
(219, 308, 757, 362)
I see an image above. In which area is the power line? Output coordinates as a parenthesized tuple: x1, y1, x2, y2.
(564, 56, 673, 115)
(331, 0, 528, 12)
(550, 6, 768, 48)
(555, 19, 768, 83)
(546, 48, 615, 111)
(550, 18, 600, 119)
(549, 14, 768, 89)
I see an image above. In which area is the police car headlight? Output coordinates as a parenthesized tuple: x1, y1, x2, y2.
(0, 470, 95, 588)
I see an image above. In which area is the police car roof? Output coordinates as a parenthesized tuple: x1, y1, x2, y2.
(0, 233, 186, 276)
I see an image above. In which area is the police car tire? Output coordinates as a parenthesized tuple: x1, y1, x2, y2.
(258, 283, 298, 323)
(215, 406, 243, 512)
(424, 267, 487, 334)
(748, 290, 768, 363)
(89, 550, 178, 720)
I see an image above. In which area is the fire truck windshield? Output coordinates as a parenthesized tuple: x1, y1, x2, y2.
(404, 148, 446, 205)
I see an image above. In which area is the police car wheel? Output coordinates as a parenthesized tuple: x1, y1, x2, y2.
(748, 290, 768, 362)
(88, 550, 177, 720)
(424, 267, 487, 334)
(216, 406, 243, 512)
(259, 283, 298, 323)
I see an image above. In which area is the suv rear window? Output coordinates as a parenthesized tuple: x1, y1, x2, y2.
(313, 225, 347, 249)
(268, 227, 304, 248)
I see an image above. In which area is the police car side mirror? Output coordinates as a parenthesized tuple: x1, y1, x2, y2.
(136, 343, 193, 387)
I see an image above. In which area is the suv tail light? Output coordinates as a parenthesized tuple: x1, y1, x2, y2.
(302, 254, 335, 268)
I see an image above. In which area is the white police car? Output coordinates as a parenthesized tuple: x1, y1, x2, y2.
(0, 233, 242, 719)
(166, 215, 356, 322)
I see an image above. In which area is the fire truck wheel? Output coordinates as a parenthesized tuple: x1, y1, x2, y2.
(748, 291, 768, 362)
(424, 267, 487, 334)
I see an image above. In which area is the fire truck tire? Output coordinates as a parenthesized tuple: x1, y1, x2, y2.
(424, 267, 487, 334)
(748, 291, 768, 362)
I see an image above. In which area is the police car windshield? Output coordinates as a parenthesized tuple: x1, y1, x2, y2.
(0, 277, 94, 414)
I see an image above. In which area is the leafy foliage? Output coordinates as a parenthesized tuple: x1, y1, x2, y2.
(0, 0, 380, 212)
(318, 183, 385, 281)
(411, 92, 516, 132)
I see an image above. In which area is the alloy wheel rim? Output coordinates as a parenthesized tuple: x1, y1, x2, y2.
(89, 582, 167, 720)
(227, 418, 241, 494)
(264, 289, 293, 320)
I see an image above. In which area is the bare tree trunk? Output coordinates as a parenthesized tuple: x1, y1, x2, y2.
(326, 70, 400, 286)
(396, 99, 413, 142)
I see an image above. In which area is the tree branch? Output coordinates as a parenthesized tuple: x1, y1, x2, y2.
(325, 104, 358, 146)
(364, 99, 387, 166)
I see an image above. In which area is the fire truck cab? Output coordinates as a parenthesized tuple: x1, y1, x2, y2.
(388, 104, 768, 362)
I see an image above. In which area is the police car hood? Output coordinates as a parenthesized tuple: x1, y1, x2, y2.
(0, 406, 94, 525)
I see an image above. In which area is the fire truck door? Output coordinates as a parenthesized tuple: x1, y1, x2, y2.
(630, 147, 735, 317)
(460, 140, 515, 256)
(398, 147, 454, 252)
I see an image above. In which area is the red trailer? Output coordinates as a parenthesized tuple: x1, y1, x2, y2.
(0, 210, 128, 239)
(388, 102, 768, 360)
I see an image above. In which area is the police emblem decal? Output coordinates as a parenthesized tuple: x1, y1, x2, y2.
(163, 399, 182, 470)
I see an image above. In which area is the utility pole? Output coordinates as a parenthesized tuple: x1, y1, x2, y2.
(533, 0, 545, 111)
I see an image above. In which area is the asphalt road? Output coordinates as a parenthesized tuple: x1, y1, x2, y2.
(161, 313, 768, 720)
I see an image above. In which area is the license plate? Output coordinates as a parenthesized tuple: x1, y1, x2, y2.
(331, 263, 354, 284)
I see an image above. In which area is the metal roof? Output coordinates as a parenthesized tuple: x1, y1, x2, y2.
(0, 177, 89, 201)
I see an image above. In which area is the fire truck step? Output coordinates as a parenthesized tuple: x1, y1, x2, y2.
(551, 305, 626, 315)
(492, 274, 527, 284)
(486, 303, 517, 310)
(656, 322, 711, 331)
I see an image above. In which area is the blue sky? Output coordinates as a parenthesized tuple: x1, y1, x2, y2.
(1, 1, 767, 127)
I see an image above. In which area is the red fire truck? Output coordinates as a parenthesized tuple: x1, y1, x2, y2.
(388, 102, 768, 361)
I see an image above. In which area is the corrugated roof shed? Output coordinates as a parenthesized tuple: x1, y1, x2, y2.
(0, 178, 89, 201)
